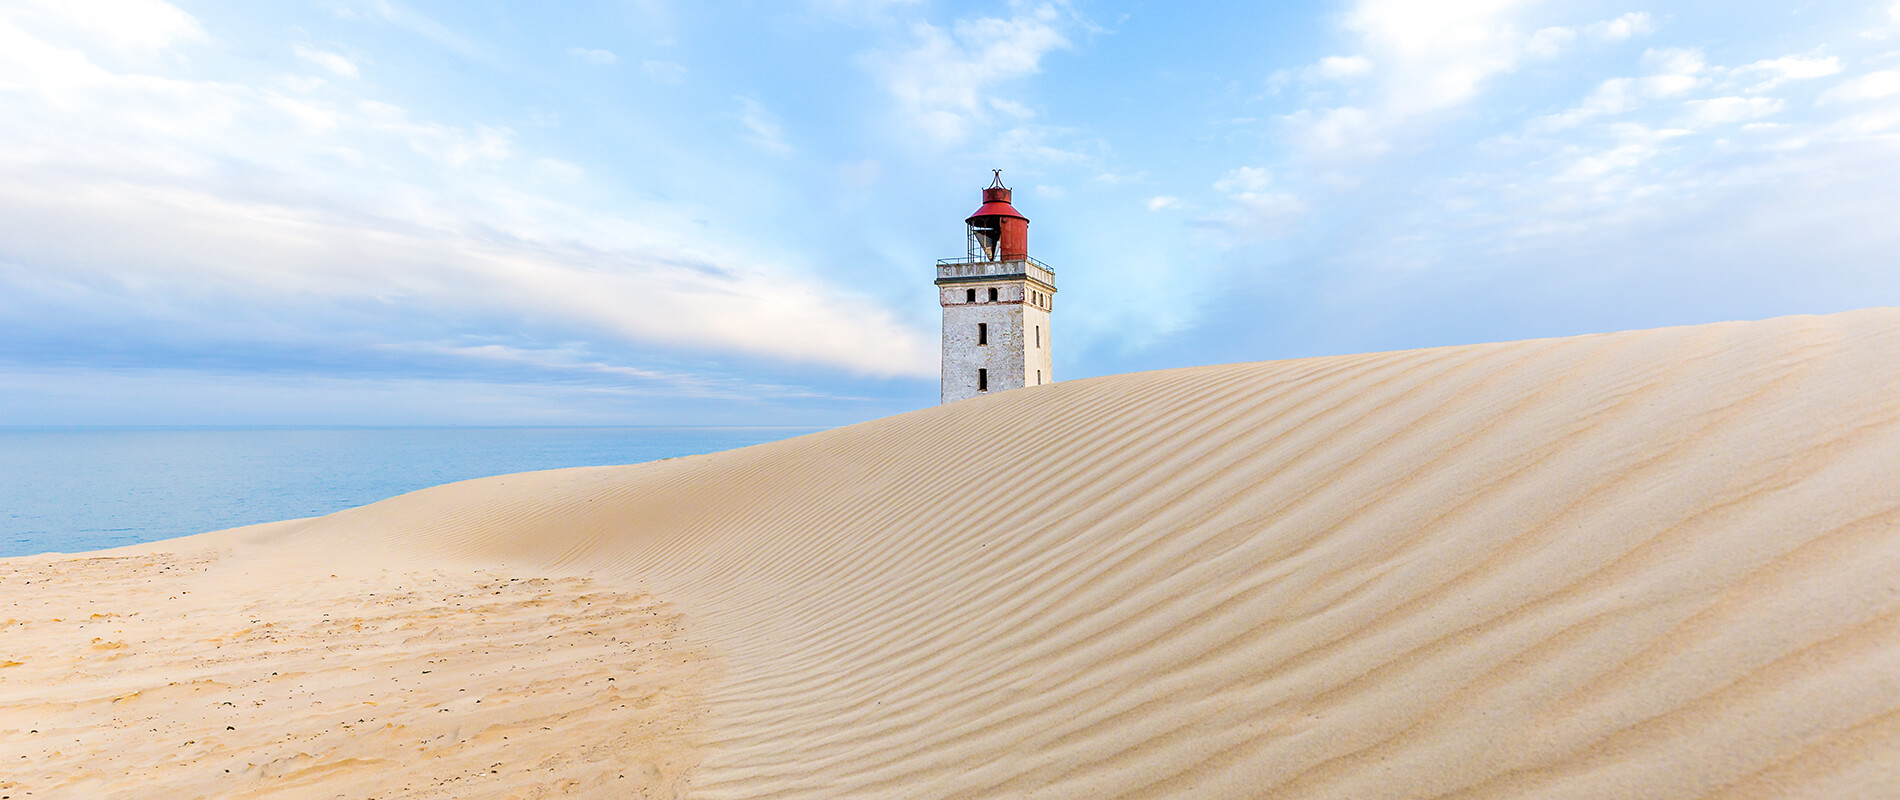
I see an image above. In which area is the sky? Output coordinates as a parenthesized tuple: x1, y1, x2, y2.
(2, 0, 1898, 426)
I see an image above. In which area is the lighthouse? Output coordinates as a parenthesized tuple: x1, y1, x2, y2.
(936, 171, 1056, 403)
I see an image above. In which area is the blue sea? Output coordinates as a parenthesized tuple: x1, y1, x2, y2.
(0, 427, 819, 558)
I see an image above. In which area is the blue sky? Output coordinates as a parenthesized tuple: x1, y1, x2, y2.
(2, 0, 1898, 426)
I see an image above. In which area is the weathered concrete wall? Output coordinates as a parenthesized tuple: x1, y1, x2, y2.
(941, 283, 1024, 403)
(940, 279, 1055, 403)
(1023, 297, 1053, 389)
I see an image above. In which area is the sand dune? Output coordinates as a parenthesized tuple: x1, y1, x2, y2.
(6, 308, 1900, 798)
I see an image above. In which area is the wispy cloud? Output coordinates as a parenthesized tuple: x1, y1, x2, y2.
(294, 44, 360, 78)
(1681, 96, 1783, 127)
(1279, 3, 1672, 162)
(1817, 69, 1900, 104)
(325, 0, 486, 60)
(1585, 12, 1656, 42)
(1312, 55, 1374, 81)
(641, 59, 687, 83)
(6, 0, 204, 52)
(0, 18, 934, 387)
(378, 342, 832, 401)
(1199, 167, 1302, 241)
(567, 47, 617, 65)
(736, 96, 793, 155)
(859, 3, 1072, 144)
(1533, 48, 1708, 131)
(358, 100, 515, 166)
(1733, 54, 1841, 92)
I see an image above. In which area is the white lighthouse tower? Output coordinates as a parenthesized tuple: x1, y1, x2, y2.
(937, 171, 1056, 403)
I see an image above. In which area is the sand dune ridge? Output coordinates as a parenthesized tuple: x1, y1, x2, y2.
(8, 309, 1900, 798)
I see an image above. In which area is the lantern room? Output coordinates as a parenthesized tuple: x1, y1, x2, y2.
(965, 170, 1029, 261)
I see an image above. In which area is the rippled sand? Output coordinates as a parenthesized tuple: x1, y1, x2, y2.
(5, 308, 1899, 798)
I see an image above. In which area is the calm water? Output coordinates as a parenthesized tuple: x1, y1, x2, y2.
(0, 427, 819, 557)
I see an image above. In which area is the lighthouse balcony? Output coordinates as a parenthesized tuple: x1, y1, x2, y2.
(934, 256, 1056, 287)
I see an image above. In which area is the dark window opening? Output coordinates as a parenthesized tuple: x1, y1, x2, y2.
(978, 369, 989, 392)
(965, 288, 975, 303)
(1037, 370, 1042, 385)
(1035, 325, 1040, 347)
(977, 322, 988, 345)
(988, 287, 998, 302)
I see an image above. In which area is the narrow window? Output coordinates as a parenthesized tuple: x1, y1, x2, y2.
(988, 287, 998, 302)
(977, 322, 988, 345)
(1037, 370, 1042, 385)
(966, 288, 975, 303)
(978, 369, 989, 392)
(1035, 325, 1040, 347)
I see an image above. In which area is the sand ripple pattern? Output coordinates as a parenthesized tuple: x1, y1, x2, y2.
(34, 310, 1900, 798)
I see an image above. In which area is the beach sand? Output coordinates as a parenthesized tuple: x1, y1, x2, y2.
(0, 543, 708, 798)
(4, 308, 1900, 798)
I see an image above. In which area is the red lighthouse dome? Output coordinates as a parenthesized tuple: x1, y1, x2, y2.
(965, 170, 1029, 260)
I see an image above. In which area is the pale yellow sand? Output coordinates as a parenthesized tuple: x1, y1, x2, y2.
(5, 308, 1900, 798)
(0, 544, 708, 798)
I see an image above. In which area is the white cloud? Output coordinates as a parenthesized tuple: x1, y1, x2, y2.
(9, 0, 204, 52)
(1213, 166, 1273, 194)
(357, 101, 515, 166)
(1312, 55, 1374, 80)
(988, 97, 1037, 118)
(327, 0, 485, 60)
(1535, 48, 1707, 130)
(737, 96, 792, 155)
(1203, 193, 1304, 239)
(1586, 12, 1656, 42)
(1555, 124, 1689, 183)
(1682, 96, 1784, 127)
(1282, 106, 1387, 157)
(532, 157, 584, 183)
(1343, 0, 1532, 114)
(266, 95, 344, 133)
(1146, 195, 1180, 211)
(0, 17, 933, 380)
(1817, 70, 1900, 104)
(294, 44, 360, 78)
(1202, 167, 1302, 239)
(1732, 55, 1842, 92)
(1526, 27, 1577, 59)
(1282, 0, 1568, 159)
(1523, 12, 1652, 61)
(978, 124, 1098, 166)
(859, 4, 1070, 143)
(641, 59, 687, 83)
(380, 343, 821, 401)
(567, 47, 617, 65)
(1644, 47, 1709, 78)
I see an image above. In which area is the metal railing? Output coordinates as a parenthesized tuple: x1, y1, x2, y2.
(934, 254, 1055, 273)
